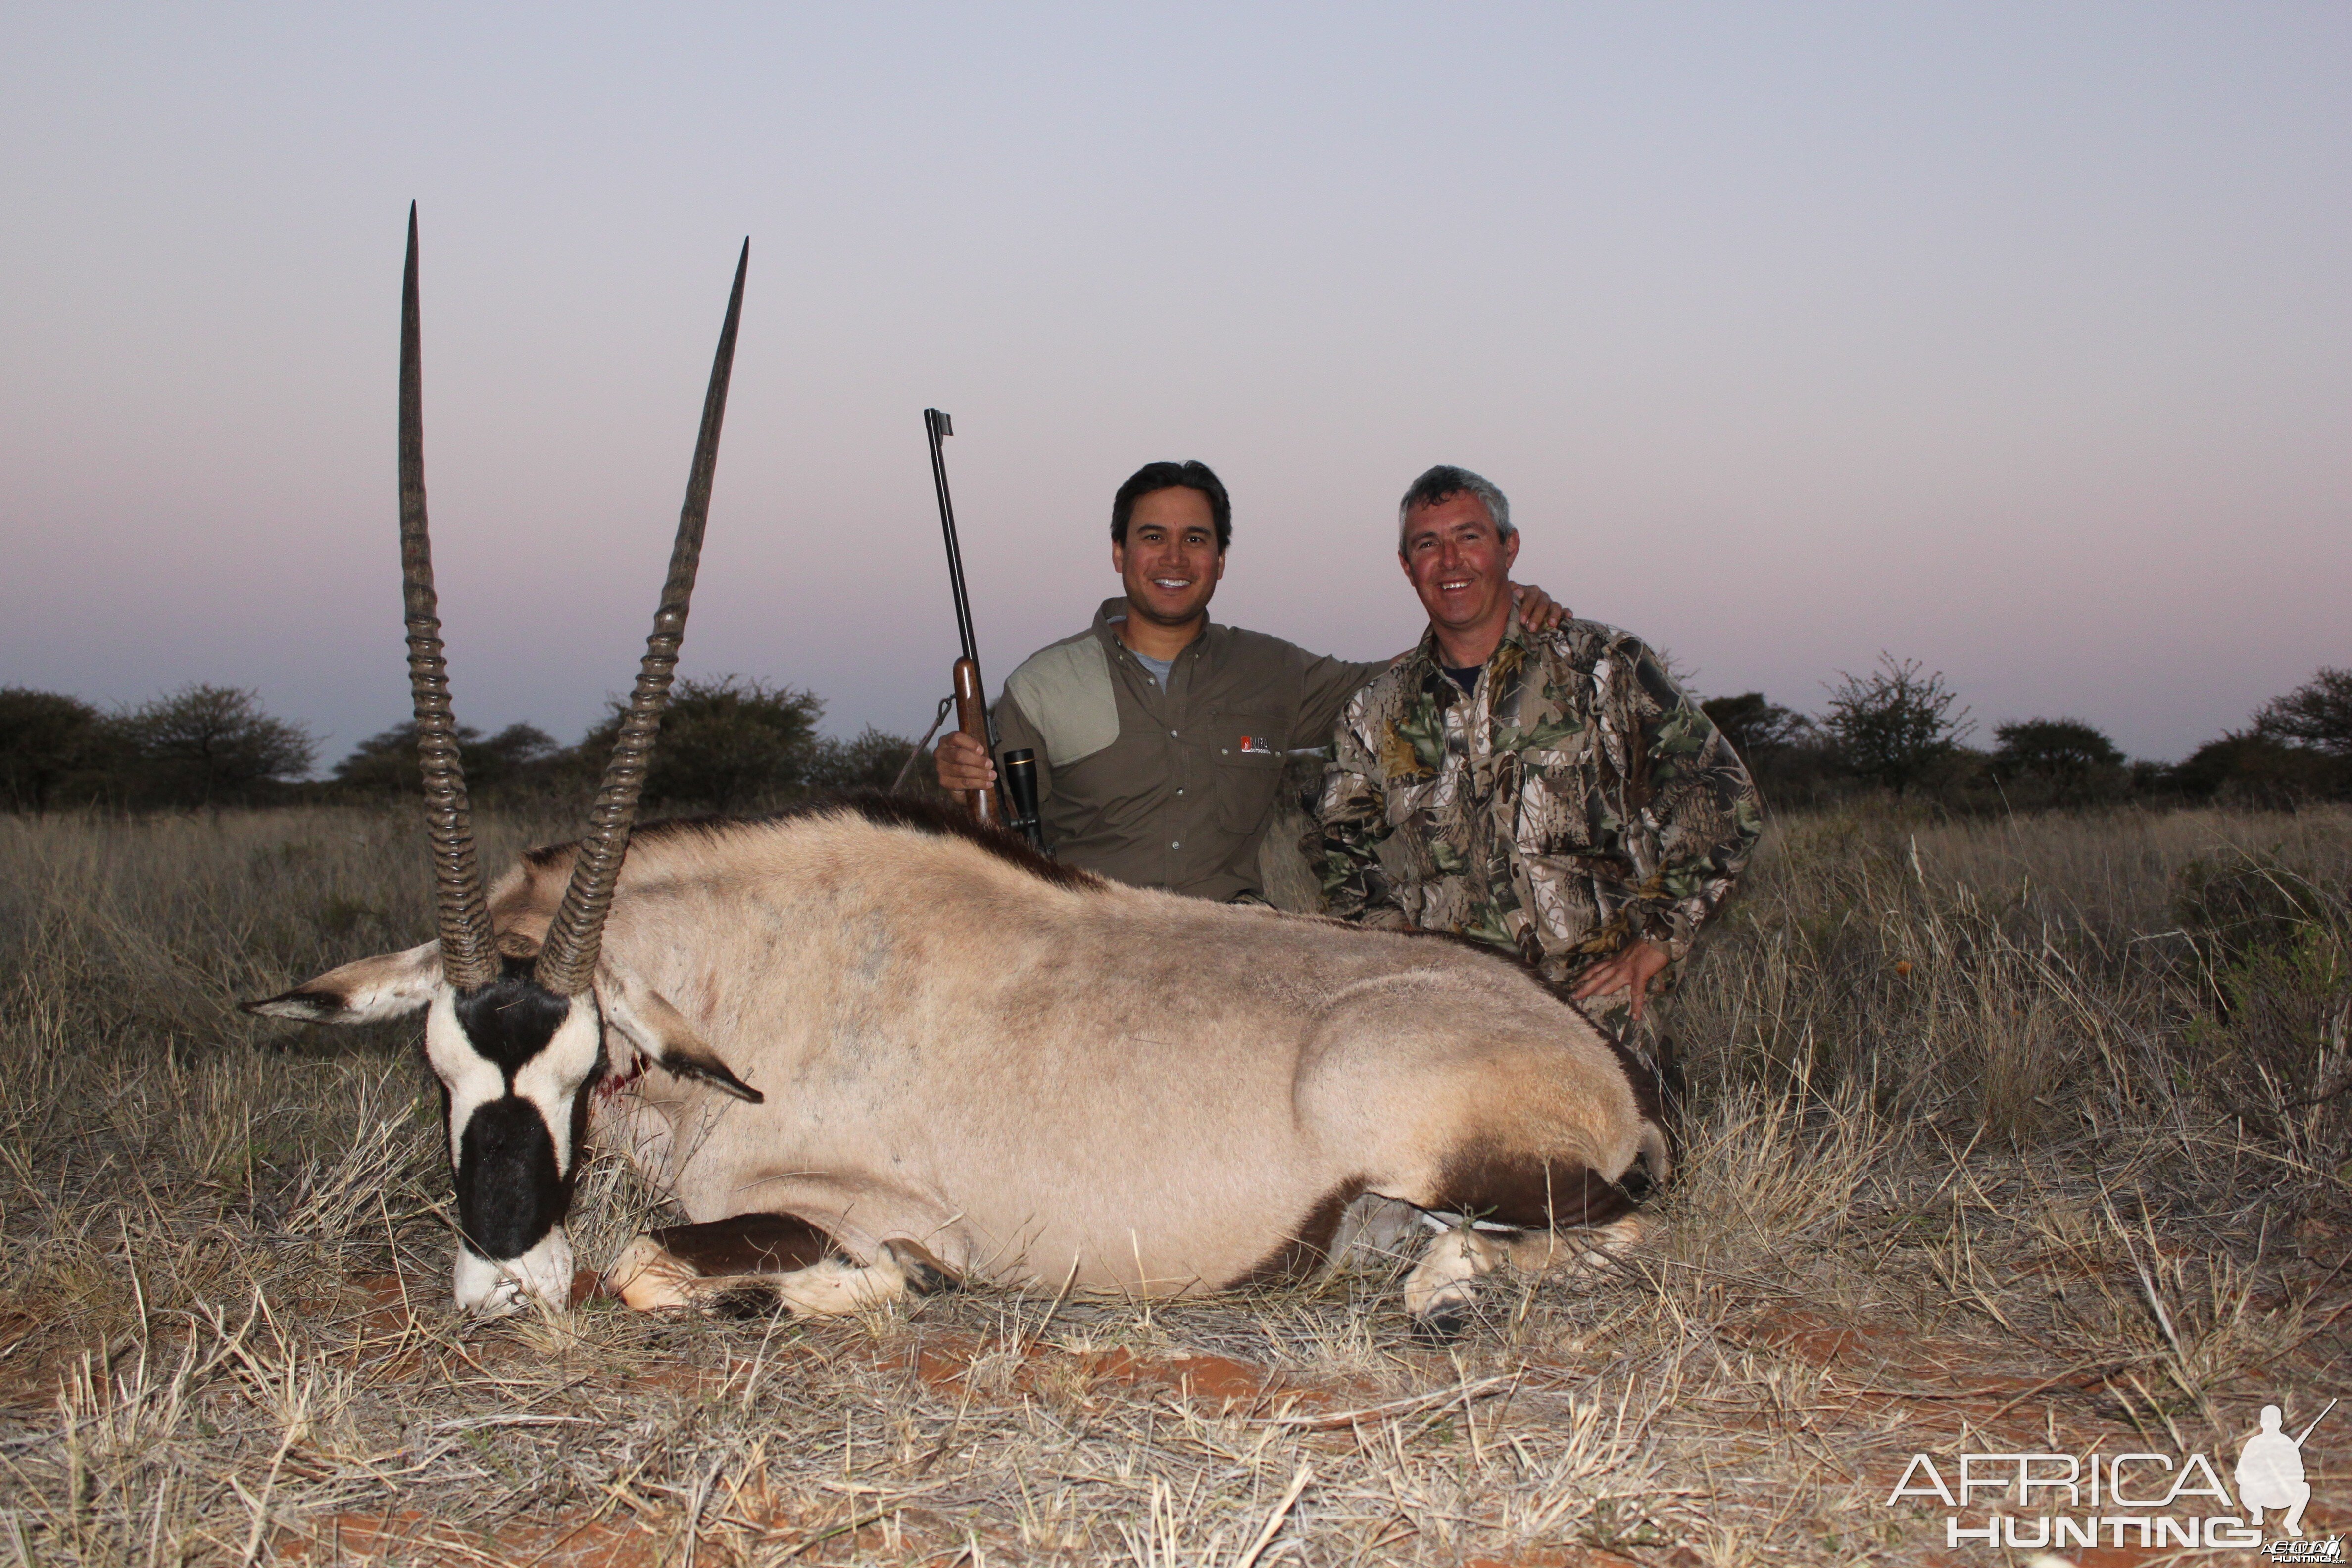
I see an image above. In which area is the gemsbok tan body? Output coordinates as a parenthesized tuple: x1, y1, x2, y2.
(247, 208, 1667, 1339)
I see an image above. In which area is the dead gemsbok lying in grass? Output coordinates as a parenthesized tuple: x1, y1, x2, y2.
(247, 209, 1669, 1340)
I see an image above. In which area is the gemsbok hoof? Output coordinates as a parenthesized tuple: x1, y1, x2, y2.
(1411, 1305, 1472, 1345)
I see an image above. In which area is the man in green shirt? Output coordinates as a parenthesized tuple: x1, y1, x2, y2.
(935, 460, 1565, 901)
(1318, 465, 1761, 1044)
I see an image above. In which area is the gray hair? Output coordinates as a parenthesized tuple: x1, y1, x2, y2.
(1397, 465, 1514, 547)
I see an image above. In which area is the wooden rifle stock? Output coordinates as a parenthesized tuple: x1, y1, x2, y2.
(951, 655, 994, 824)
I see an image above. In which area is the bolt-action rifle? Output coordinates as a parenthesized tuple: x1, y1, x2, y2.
(922, 410, 1043, 847)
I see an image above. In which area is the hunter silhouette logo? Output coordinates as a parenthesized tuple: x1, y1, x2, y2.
(2242, 1399, 2335, 1557)
(1882, 1397, 2337, 1553)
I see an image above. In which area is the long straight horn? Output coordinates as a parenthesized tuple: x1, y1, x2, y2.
(534, 239, 748, 997)
(399, 202, 499, 991)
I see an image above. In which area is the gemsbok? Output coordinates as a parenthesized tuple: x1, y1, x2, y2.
(246, 209, 1669, 1338)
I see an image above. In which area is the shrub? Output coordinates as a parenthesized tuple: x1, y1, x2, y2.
(0, 687, 108, 811)
(2174, 731, 2350, 808)
(1991, 717, 2127, 804)
(2175, 854, 2352, 1159)
(1700, 692, 1813, 760)
(1700, 692, 1848, 810)
(2173, 852, 2334, 972)
(115, 684, 316, 807)
(574, 675, 824, 810)
(2255, 666, 2352, 757)
(1821, 655, 1973, 796)
(806, 726, 941, 796)
(331, 720, 559, 798)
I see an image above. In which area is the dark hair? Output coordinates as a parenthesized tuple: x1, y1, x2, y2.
(1397, 464, 1513, 547)
(1111, 461, 1231, 551)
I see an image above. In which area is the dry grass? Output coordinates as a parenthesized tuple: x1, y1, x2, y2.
(0, 802, 2347, 1564)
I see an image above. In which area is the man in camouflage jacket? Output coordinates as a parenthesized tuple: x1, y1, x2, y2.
(1317, 465, 1762, 1050)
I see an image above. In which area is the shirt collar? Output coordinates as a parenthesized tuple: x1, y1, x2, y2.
(1412, 602, 1528, 677)
(1093, 597, 1219, 660)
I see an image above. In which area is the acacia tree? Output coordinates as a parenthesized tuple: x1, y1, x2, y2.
(2254, 667, 2352, 757)
(0, 688, 106, 811)
(118, 684, 316, 806)
(1700, 692, 1814, 760)
(807, 725, 939, 796)
(1992, 717, 2125, 800)
(1822, 655, 1972, 795)
(576, 674, 824, 810)
(331, 720, 558, 796)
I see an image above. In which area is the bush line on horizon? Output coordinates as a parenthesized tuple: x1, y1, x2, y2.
(2, 661, 2347, 815)
(0, 674, 947, 814)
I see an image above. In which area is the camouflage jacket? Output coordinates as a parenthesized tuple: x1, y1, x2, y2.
(1315, 612, 1761, 987)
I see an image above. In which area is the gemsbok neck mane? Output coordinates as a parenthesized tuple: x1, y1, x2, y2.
(535, 793, 1107, 894)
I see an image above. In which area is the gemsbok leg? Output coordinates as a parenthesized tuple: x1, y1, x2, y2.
(602, 1213, 958, 1317)
(1403, 1216, 1647, 1338)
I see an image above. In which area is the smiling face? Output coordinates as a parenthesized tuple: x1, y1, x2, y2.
(1113, 486, 1226, 630)
(1400, 491, 1521, 656)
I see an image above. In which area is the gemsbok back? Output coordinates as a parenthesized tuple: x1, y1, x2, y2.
(247, 208, 1670, 1338)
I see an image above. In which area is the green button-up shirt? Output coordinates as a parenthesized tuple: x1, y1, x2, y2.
(995, 599, 1384, 901)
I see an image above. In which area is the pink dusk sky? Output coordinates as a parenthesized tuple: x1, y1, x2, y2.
(3, 4, 2345, 766)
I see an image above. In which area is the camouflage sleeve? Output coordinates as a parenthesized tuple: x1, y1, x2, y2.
(1312, 690, 1408, 928)
(1617, 639, 1763, 961)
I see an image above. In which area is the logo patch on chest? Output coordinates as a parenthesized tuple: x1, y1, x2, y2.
(1237, 735, 1274, 755)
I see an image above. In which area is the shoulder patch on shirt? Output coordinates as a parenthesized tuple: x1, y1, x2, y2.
(1004, 637, 1120, 769)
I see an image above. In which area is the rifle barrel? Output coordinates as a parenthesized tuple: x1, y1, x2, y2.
(925, 409, 997, 823)
(925, 409, 980, 670)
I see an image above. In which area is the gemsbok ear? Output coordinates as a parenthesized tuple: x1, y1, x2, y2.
(244, 940, 443, 1024)
(597, 968, 763, 1103)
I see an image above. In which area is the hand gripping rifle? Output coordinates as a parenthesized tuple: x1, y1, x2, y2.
(923, 410, 1043, 847)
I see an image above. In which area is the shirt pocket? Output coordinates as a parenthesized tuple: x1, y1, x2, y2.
(1210, 709, 1287, 834)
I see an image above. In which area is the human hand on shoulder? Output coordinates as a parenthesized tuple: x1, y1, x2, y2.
(1511, 582, 1570, 632)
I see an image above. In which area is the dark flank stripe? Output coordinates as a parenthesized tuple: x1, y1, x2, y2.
(647, 1213, 840, 1277)
(1230, 1180, 1366, 1288)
